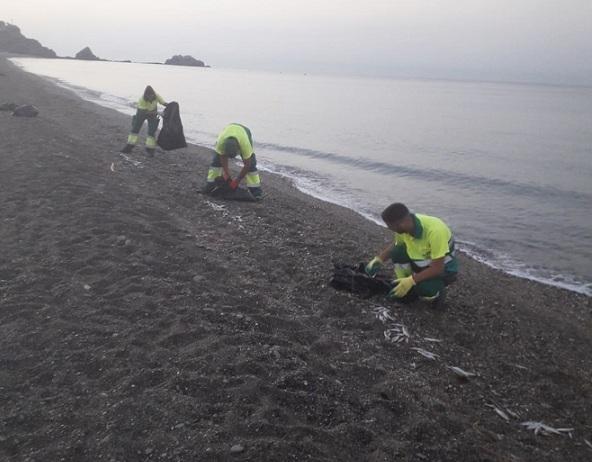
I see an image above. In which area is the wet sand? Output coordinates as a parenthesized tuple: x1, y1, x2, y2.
(0, 56, 591, 461)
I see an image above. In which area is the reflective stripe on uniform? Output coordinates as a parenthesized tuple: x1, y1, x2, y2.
(127, 133, 139, 145)
(412, 259, 431, 268)
(207, 167, 222, 182)
(246, 172, 261, 187)
(394, 263, 412, 279)
(146, 136, 156, 148)
(411, 253, 453, 268)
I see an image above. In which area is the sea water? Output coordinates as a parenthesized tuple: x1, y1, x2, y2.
(11, 58, 592, 296)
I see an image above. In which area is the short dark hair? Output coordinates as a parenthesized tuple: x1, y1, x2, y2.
(381, 203, 409, 224)
(223, 137, 240, 158)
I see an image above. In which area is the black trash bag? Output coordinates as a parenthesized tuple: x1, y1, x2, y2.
(157, 101, 187, 150)
(204, 177, 257, 202)
(12, 105, 39, 117)
(330, 262, 393, 298)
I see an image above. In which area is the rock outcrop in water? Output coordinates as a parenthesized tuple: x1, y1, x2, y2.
(74, 46, 101, 61)
(0, 21, 56, 58)
(164, 55, 205, 67)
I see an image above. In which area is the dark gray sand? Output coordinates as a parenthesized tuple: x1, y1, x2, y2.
(0, 56, 591, 461)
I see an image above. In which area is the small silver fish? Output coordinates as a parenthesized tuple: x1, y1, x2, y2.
(448, 366, 477, 379)
(411, 348, 439, 360)
(486, 404, 510, 422)
(521, 421, 574, 436)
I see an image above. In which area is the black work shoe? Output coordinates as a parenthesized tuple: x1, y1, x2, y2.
(249, 187, 264, 200)
(121, 144, 134, 154)
(201, 182, 217, 194)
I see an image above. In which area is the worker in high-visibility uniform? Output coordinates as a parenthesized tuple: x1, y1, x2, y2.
(121, 85, 168, 155)
(204, 123, 263, 199)
(365, 202, 458, 302)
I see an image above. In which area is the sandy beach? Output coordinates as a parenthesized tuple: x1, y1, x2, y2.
(1, 56, 591, 461)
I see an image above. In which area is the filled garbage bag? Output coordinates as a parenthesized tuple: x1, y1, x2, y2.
(157, 101, 187, 150)
(203, 177, 258, 202)
(330, 262, 393, 298)
(12, 105, 39, 117)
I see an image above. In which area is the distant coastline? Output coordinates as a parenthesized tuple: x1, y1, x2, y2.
(0, 20, 209, 68)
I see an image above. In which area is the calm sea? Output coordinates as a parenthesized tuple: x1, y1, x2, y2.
(11, 58, 592, 296)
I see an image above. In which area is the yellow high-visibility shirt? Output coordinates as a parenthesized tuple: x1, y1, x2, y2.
(137, 94, 166, 112)
(394, 213, 458, 272)
(215, 124, 254, 160)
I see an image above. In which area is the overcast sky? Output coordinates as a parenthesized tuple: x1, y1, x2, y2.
(4, 0, 592, 85)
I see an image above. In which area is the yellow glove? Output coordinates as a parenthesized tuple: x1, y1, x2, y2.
(389, 276, 416, 298)
(365, 256, 383, 276)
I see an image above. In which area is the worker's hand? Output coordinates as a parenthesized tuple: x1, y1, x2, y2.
(229, 178, 240, 190)
(365, 256, 383, 276)
(388, 276, 416, 299)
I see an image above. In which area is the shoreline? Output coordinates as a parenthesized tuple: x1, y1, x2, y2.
(9, 56, 591, 297)
(1, 56, 591, 461)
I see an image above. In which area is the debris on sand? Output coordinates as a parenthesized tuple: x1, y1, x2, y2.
(12, 104, 39, 117)
(520, 421, 574, 436)
(411, 348, 439, 360)
(230, 444, 245, 454)
(423, 337, 442, 343)
(448, 366, 477, 379)
(205, 200, 227, 212)
(486, 404, 511, 422)
(119, 153, 142, 167)
(383, 324, 410, 344)
(373, 306, 396, 323)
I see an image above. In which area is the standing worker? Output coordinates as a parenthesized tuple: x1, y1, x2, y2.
(204, 123, 263, 199)
(366, 203, 458, 303)
(121, 85, 168, 155)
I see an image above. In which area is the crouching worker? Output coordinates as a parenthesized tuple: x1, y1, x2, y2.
(203, 123, 263, 199)
(366, 203, 458, 303)
(121, 85, 168, 155)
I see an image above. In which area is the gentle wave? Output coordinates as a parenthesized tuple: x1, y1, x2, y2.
(257, 141, 592, 204)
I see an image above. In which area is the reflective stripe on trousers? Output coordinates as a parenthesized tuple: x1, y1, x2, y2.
(127, 133, 139, 145)
(146, 136, 156, 148)
(207, 167, 223, 183)
(206, 152, 262, 187)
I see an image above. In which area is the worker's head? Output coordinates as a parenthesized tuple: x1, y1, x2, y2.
(143, 85, 156, 102)
(223, 137, 240, 158)
(382, 203, 414, 234)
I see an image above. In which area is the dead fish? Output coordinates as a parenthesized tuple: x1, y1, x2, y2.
(521, 421, 574, 436)
(486, 404, 510, 422)
(205, 201, 226, 212)
(384, 325, 410, 344)
(423, 337, 442, 343)
(373, 306, 396, 323)
(448, 366, 477, 379)
(119, 153, 142, 167)
(110, 162, 115, 172)
(411, 348, 438, 360)
(584, 438, 592, 449)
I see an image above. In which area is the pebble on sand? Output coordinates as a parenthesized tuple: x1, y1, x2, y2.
(230, 444, 245, 454)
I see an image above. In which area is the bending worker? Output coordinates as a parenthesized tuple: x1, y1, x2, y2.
(366, 202, 458, 302)
(121, 85, 168, 155)
(204, 123, 263, 199)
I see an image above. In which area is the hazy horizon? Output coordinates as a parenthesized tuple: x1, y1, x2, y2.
(4, 0, 592, 86)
